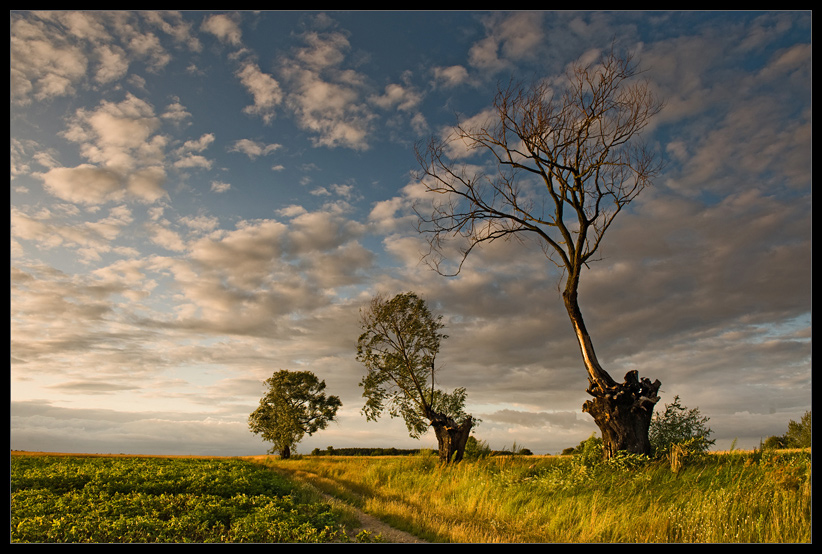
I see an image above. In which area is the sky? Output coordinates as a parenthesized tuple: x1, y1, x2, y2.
(10, 11, 812, 456)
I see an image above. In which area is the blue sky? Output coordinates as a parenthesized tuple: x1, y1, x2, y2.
(11, 11, 811, 456)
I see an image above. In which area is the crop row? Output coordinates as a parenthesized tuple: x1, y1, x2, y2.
(11, 455, 363, 543)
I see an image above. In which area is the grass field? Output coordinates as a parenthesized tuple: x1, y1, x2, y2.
(11, 448, 812, 543)
(259, 448, 812, 543)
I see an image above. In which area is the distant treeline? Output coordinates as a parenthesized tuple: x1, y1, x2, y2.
(310, 447, 421, 456)
(309, 446, 533, 457)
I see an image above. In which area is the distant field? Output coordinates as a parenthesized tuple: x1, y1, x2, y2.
(11, 448, 812, 543)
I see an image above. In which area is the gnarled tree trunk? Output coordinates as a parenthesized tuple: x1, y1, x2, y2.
(583, 370, 661, 457)
(564, 285, 661, 458)
(428, 413, 473, 463)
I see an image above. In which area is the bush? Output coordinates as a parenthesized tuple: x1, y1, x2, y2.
(573, 434, 604, 468)
(463, 436, 491, 460)
(762, 435, 785, 450)
(649, 395, 715, 458)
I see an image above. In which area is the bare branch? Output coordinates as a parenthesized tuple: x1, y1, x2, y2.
(414, 46, 663, 282)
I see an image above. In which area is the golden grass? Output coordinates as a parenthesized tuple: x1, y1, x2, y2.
(255, 450, 811, 543)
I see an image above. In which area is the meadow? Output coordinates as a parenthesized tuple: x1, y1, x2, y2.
(10, 448, 812, 543)
(259, 448, 812, 543)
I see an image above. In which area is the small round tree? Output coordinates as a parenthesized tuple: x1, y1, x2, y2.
(248, 370, 342, 459)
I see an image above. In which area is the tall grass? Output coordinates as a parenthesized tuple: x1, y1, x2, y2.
(257, 448, 811, 543)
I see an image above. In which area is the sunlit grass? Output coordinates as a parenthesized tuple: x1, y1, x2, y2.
(258, 448, 811, 543)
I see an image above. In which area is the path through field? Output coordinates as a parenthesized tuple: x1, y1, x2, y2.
(322, 491, 427, 544)
(245, 459, 427, 544)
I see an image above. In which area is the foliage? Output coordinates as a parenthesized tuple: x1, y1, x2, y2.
(783, 410, 812, 448)
(356, 292, 472, 438)
(762, 410, 812, 450)
(572, 433, 604, 469)
(649, 395, 715, 458)
(10, 455, 374, 543)
(463, 436, 492, 460)
(248, 370, 341, 458)
(762, 435, 786, 449)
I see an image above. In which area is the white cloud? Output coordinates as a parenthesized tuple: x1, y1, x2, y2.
(279, 30, 375, 150)
(62, 93, 164, 171)
(126, 31, 170, 71)
(161, 98, 192, 124)
(236, 60, 283, 124)
(147, 221, 187, 252)
(468, 12, 546, 74)
(178, 133, 215, 153)
(40, 165, 124, 205)
(173, 154, 212, 170)
(10, 14, 89, 104)
(201, 13, 243, 46)
(370, 83, 422, 112)
(211, 181, 231, 193)
(294, 30, 350, 70)
(228, 139, 281, 159)
(94, 43, 129, 84)
(432, 65, 470, 88)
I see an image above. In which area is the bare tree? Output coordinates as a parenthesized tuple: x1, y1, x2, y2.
(415, 46, 663, 458)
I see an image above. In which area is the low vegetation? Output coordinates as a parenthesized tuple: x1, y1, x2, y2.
(10, 454, 378, 543)
(11, 445, 811, 543)
(260, 447, 812, 543)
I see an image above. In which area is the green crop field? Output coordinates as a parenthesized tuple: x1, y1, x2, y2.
(10, 453, 376, 543)
(11, 448, 812, 543)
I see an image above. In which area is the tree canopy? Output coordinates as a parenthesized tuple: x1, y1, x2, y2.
(356, 292, 474, 462)
(248, 370, 341, 459)
(764, 410, 811, 449)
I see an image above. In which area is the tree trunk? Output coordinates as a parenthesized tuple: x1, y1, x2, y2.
(429, 413, 473, 463)
(563, 286, 661, 458)
(583, 369, 661, 457)
(280, 445, 291, 459)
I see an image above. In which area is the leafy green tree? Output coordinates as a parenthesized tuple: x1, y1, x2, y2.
(248, 370, 341, 459)
(649, 395, 715, 457)
(783, 410, 812, 448)
(357, 292, 475, 463)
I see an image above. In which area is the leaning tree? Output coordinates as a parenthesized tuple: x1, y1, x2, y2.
(356, 292, 474, 463)
(414, 47, 664, 458)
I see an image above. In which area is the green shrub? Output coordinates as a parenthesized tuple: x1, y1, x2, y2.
(650, 395, 715, 458)
(573, 433, 604, 468)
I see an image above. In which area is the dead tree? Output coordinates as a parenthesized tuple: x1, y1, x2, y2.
(415, 47, 663, 457)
